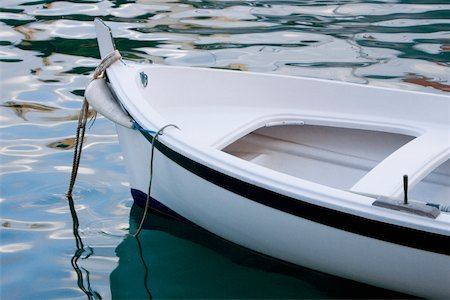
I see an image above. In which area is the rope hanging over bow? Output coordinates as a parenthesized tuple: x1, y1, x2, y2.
(67, 49, 180, 237)
(67, 50, 122, 198)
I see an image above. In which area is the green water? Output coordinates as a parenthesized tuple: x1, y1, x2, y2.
(1, 0, 448, 299)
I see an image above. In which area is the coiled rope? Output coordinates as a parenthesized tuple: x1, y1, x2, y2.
(67, 50, 122, 198)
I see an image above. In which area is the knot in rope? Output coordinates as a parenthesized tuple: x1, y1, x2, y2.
(93, 50, 122, 80)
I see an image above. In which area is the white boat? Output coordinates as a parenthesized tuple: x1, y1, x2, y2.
(85, 19, 450, 298)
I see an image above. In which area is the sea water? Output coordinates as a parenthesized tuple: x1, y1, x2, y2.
(1, 0, 449, 299)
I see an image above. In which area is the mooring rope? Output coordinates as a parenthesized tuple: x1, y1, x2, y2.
(132, 120, 157, 135)
(67, 49, 180, 237)
(67, 50, 122, 198)
(133, 123, 179, 237)
(67, 99, 90, 197)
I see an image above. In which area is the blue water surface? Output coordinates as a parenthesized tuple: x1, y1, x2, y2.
(1, 0, 449, 299)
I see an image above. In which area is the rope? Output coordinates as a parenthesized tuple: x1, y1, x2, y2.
(132, 120, 157, 135)
(67, 99, 89, 197)
(67, 49, 180, 237)
(67, 50, 122, 198)
(93, 50, 122, 79)
(132, 124, 179, 237)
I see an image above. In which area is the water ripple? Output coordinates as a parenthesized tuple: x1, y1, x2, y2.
(0, 134, 118, 157)
(1, 101, 59, 120)
(0, 243, 33, 253)
(1, 219, 64, 231)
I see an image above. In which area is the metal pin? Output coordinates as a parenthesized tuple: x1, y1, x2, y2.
(403, 174, 408, 205)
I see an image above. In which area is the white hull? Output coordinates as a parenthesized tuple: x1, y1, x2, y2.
(116, 125, 449, 298)
(85, 19, 450, 298)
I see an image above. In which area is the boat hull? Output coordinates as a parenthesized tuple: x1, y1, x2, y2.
(116, 125, 450, 299)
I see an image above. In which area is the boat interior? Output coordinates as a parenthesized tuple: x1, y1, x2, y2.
(155, 98, 448, 209)
(222, 124, 450, 208)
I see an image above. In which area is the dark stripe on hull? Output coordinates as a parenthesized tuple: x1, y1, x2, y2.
(137, 130, 450, 256)
(131, 188, 189, 223)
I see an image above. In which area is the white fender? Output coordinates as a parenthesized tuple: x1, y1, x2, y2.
(85, 78, 133, 129)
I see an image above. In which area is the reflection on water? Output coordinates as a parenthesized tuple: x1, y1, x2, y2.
(1, 219, 64, 231)
(0, 0, 448, 299)
(67, 195, 102, 300)
(403, 74, 450, 92)
(1, 101, 58, 120)
(110, 205, 410, 299)
(47, 137, 78, 150)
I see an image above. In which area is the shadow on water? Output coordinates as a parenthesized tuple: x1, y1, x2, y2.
(67, 196, 102, 300)
(108, 204, 414, 299)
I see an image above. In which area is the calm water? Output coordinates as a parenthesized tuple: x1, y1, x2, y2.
(1, 0, 449, 299)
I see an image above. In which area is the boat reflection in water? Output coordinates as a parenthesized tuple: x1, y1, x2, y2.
(109, 204, 411, 299)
